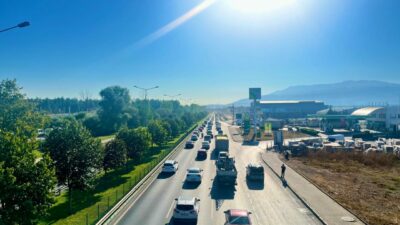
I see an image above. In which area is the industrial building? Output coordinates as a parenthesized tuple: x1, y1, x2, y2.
(258, 100, 327, 119)
(307, 106, 400, 133)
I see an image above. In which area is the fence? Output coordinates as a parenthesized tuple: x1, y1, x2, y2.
(77, 122, 199, 225)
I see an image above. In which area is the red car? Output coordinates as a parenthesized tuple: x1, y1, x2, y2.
(224, 209, 252, 225)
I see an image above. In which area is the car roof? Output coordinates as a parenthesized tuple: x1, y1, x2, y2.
(177, 196, 196, 205)
(165, 160, 175, 164)
(248, 163, 263, 168)
(198, 148, 206, 152)
(227, 209, 249, 217)
(188, 167, 201, 173)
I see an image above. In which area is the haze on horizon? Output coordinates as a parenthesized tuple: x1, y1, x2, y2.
(1, 0, 400, 105)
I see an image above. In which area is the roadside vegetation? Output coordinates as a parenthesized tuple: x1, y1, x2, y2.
(0, 79, 206, 225)
(284, 151, 400, 225)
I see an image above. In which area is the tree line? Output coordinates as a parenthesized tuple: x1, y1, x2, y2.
(29, 97, 100, 114)
(0, 79, 206, 224)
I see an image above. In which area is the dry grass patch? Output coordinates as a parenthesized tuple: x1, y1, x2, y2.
(285, 152, 400, 225)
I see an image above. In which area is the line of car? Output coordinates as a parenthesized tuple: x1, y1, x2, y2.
(161, 117, 254, 225)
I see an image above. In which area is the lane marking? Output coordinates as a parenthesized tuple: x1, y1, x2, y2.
(165, 200, 176, 219)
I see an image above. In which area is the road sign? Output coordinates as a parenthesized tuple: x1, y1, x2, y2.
(249, 88, 261, 100)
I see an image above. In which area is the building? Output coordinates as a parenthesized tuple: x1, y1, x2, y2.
(351, 106, 400, 132)
(258, 100, 327, 119)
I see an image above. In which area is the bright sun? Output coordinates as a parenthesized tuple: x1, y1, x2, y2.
(227, 0, 296, 14)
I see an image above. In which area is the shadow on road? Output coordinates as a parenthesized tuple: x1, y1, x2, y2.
(210, 148, 218, 161)
(157, 172, 175, 179)
(246, 178, 264, 190)
(210, 178, 236, 210)
(281, 178, 288, 188)
(182, 181, 201, 190)
(242, 141, 259, 146)
(195, 155, 206, 161)
(165, 218, 198, 225)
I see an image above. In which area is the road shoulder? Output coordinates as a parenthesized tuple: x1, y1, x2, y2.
(261, 151, 365, 225)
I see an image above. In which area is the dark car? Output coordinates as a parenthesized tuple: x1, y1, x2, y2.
(185, 141, 194, 149)
(246, 164, 264, 181)
(196, 149, 207, 159)
(224, 209, 252, 225)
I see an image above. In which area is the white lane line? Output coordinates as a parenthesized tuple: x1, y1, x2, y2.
(165, 198, 176, 219)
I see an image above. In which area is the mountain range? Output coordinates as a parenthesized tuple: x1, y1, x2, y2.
(233, 80, 400, 106)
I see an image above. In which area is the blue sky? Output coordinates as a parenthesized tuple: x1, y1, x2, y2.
(1, 0, 400, 104)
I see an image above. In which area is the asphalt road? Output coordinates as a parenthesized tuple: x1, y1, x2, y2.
(110, 121, 322, 225)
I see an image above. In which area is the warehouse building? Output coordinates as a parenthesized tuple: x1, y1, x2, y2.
(258, 100, 327, 119)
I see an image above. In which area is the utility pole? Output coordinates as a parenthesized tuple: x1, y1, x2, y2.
(232, 104, 235, 125)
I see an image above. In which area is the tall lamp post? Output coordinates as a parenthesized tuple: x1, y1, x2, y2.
(0, 21, 30, 33)
(133, 85, 159, 125)
(133, 85, 159, 100)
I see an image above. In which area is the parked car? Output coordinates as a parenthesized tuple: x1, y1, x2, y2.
(224, 209, 252, 225)
(173, 196, 200, 222)
(197, 149, 207, 159)
(202, 141, 210, 150)
(185, 141, 194, 149)
(162, 160, 178, 173)
(185, 167, 203, 183)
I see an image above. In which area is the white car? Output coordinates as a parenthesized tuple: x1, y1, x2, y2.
(185, 167, 203, 183)
(173, 196, 200, 222)
(162, 160, 178, 173)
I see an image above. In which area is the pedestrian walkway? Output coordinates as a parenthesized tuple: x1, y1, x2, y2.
(261, 151, 365, 225)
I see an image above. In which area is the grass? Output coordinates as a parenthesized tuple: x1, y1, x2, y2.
(285, 152, 400, 225)
(39, 124, 198, 225)
(97, 134, 116, 142)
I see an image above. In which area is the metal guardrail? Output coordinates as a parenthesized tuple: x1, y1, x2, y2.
(96, 124, 199, 225)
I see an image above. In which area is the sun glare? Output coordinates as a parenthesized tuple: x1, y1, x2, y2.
(227, 0, 296, 14)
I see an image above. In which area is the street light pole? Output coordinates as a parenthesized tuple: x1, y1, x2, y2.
(133, 85, 159, 100)
(0, 21, 30, 33)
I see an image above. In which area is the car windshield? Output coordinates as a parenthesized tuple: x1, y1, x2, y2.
(164, 163, 173, 167)
(188, 168, 200, 173)
(229, 216, 250, 224)
(177, 204, 194, 211)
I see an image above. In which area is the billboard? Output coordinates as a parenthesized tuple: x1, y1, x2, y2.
(249, 88, 261, 100)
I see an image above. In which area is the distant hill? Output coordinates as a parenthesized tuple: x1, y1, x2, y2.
(233, 80, 400, 106)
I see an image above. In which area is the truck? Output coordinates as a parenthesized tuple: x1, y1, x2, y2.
(215, 135, 229, 152)
(216, 153, 237, 185)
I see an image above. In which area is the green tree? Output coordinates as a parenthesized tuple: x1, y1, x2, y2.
(166, 118, 180, 137)
(103, 139, 127, 171)
(148, 120, 168, 146)
(0, 131, 56, 225)
(44, 119, 103, 213)
(0, 79, 46, 137)
(98, 86, 131, 134)
(116, 127, 152, 159)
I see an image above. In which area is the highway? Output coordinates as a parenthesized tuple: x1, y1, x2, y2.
(109, 119, 322, 225)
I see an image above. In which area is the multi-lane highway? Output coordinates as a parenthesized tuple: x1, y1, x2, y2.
(107, 119, 322, 225)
